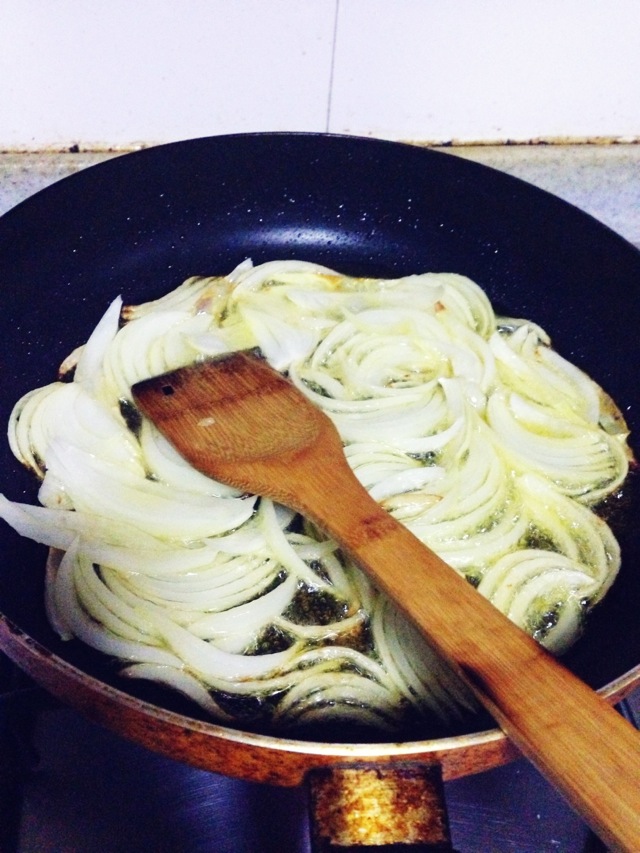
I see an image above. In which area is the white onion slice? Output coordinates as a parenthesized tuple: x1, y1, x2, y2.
(2, 260, 629, 734)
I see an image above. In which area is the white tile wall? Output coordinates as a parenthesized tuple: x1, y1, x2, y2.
(331, 0, 640, 142)
(0, 0, 639, 150)
(0, 0, 337, 149)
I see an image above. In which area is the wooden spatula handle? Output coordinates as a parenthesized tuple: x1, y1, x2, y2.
(291, 437, 640, 852)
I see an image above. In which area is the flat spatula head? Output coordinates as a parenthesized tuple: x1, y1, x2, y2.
(132, 350, 337, 501)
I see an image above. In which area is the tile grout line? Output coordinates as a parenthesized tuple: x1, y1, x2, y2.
(325, 0, 341, 133)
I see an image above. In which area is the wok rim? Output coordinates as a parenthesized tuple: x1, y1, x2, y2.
(2, 612, 638, 785)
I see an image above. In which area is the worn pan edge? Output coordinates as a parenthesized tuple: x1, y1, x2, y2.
(2, 613, 638, 786)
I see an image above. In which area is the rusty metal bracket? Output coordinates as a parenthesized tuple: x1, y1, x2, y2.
(307, 762, 457, 851)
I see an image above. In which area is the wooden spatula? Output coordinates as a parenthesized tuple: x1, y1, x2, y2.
(133, 351, 640, 852)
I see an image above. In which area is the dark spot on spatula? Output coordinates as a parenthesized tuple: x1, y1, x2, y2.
(161, 384, 175, 396)
(355, 512, 398, 545)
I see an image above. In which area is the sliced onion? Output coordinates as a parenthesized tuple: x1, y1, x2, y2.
(186, 574, 298, 650)
(120, 663, 236, 721)
(138, 608, 301, 684)
(43, 440, 257, 541)
(2, 259, 631, 733)
(74, 296, 122, 389)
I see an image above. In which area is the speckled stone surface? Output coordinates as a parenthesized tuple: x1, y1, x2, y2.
(447, 144, 640, 248)
(0, 151, 121, 217)
(1, 145, 639, 247)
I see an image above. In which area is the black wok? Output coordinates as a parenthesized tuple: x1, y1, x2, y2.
(0, 134, 638, 847)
